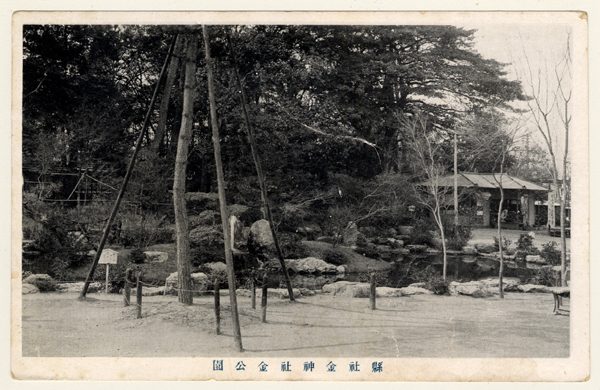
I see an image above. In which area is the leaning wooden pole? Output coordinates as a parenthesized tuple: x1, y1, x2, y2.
(79, 35, 178, 299)
(203, 25, 243, 353)
(227, 33, 295, 302)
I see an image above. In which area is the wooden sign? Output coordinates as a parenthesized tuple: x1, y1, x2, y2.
(99, 249, 118, 264)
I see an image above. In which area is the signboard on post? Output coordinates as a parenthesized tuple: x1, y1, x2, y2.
(99, 249, 118, 294)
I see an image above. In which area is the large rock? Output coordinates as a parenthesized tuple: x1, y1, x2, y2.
(462, 246, 478, 255)
(165, 272, 209, 296)
(236, 288, 308, 300)
(518, 284, 550, 293)
(144, 251, 168, 263)
(23, 274, 52, 285)
(376, 287, 404, 298)
(479, 277, 521, 292)
(203, 262, 227, 274)
(322, 281, 371, 298)
(526, 255, 547, 264)
(398, 226, 414, 235)
(475, 243, 497, 254)
(249, 219, 275, 250)
(285, 257, 338, 274)
(342, 222, 359, 246)
(22, 283, 39, 294)
(406, 245, 428, 253)
(448, 281, 494, 298)
(398, 286, 433, 296)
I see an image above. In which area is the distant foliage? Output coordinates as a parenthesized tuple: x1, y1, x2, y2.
(407, 219, 435, 246)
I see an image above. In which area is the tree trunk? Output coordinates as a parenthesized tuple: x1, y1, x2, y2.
(173, 34, 197, 305)
(152, 35, 183, 154)
(203, 25, 244, 353)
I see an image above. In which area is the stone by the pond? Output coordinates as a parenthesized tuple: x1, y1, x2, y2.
(398, 286, 433, 296)
(376, 287, 404, 298)
(518, 284, 550, 293)
(448, 281, 493, 298)
(408, 282, 426, 288)
(526, 255, 547, 264)
(56, 282, 103, 293)
(336, 265, 347, 274)
(462, 246, 478, 255)
(23, 274, 53, 285)
(285, 257, 338, 274)
(376, 245, 393, 260)
(22, 283, 39, 294)
(203, 262, 228, 274)
(322, 281, 371, 298)
(475, 243, 497, 254)
(236, 288, 307, 300)
(165, 272, 209, 295)
(144, 251, 168, 263)
(479, 277, 521, 292)
(296, 223, 322, 237)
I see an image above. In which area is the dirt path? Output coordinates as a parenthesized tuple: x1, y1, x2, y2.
(21, 291, 569, 358)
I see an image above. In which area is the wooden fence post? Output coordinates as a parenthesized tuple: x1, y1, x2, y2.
(123, 282, 131, 307)
(136, 275, 143, 319)
(214, 277, 221, 335)
(261, 274, 268, 323)
(251, 277, 256, 310)
(369, 272, 376, 310)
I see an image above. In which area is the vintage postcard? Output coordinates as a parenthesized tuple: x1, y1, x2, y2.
(10, 11, 590, 382)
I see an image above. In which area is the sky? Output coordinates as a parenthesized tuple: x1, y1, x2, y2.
(461, 23, 573, 175)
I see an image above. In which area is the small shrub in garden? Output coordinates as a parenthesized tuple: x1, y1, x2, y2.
(128, 248, 145, 264)
(526, 267, 560, 287)
(540, 241, 562, 266)
(323, 248, 349, 266)
(493, 236, 512, 252)
(446, 224, 473, 251)
(411, 265, 449, 295)
(514, 233, 539, 262)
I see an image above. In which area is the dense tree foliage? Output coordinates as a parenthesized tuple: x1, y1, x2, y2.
(22, 24, 526, 220)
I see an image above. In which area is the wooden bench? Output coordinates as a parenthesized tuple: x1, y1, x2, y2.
(547, 287, 570, 315)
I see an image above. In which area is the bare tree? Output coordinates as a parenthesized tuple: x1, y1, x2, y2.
(403, 113, 451, 280)
(518, 33, 571, 286)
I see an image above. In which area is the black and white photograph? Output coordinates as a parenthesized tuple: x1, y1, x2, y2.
(10, 10, 590, 382)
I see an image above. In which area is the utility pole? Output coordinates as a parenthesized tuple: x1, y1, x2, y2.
(454, 131, 459, 227)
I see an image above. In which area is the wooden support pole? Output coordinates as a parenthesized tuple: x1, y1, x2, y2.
(261, 274, 268, 323)
(79, 35, 178, 299)
(136, 275, 143, 319)
(227, 32, 295, 302)
(203, 25, 243, 353)
(369, 272, 376, 310)
(123, 282, 131, 306)
(105, 264, 110, 294)
(214, 276, 221, 335)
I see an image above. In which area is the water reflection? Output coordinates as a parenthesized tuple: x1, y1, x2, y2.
(267, 254, 541, 290)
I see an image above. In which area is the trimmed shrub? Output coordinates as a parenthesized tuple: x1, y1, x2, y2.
(445, 223, 473, 251)
(128, 248, 145, 264)
(407, 219, 434, 246)
(323, 248, 349, 266)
